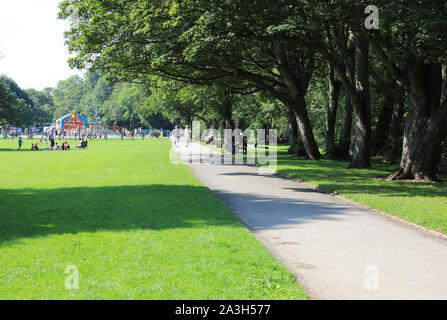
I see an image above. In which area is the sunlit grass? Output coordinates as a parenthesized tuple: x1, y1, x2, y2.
(270, 145, 447, 235)
(0, 138, 306, 300)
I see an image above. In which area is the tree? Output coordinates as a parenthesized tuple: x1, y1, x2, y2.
(299, 8, 373, 167)
(79, 71, 114, 122)
(58, 0, 447, 179)
(26, 88, 55, 124)
(321, 64, 342, 158)
(52, 75, 85, 119)
(59, 0, 322, 159)
(0, 78, 22, 125)
(370, 0, 447, 181)
(0, 76, 34, 125)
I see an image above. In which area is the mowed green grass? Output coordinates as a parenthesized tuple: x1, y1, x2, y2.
(0, 138, 306, 300)
(271, 145, 447, 235)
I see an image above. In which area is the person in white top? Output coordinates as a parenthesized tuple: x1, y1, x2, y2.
(184, 125, 192, 147)
(171, 125, 181, 148)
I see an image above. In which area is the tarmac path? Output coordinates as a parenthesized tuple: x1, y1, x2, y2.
(176, 143, 447, 300)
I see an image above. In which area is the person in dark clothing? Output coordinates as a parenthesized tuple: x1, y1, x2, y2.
(49, 129, 55, 148)
(17, 136, 23, 150)
(76, 139, 88, 150)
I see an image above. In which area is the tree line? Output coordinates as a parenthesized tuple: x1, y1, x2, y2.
(7, 0, 447, 182)
(58, 0, 447, 182)
(0, 71, 174, 130)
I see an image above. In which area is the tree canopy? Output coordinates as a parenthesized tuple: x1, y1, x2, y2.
(1, 0, 446, 181)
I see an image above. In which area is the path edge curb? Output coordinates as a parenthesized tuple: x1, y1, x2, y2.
(272, 171, 447, 242)
(196, 142, 447, 242)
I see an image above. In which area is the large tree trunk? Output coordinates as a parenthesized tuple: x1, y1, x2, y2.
(286, 96, 321, 160)
(334, 34, 354, 159)
(372, 84, 396, 155)
(221, 90, 234, 152)
(384, 83, 406, 160)
(389, 84, 406, 141)
(288, 109, 299, 145)
(390, 61, 447, 182)
(338, 89, 353, 158)
(390, 134, 442, 182)
(288, 109, 307, 156)
(348, 33, 372, 168)
(273, 42, 321, 160)
(223, 90, 234, 130)
(350, 97, 372, 168)
(325, 64, 341, 158)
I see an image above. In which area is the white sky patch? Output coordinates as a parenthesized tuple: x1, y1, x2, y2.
(0, 0, 84, 90)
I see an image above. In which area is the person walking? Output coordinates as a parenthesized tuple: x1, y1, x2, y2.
(184, 125, 192, 148)
(172, 126, 181, 148)
(49, 129, 55, 148)
(41, 129, 46, 144)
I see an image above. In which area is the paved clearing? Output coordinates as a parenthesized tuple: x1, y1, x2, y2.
(176, 143, 447, 300)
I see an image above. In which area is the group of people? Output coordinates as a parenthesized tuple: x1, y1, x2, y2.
(2, 126, 31, 139)
(118, 127, 165, 139)
(41, 128, 73, 144)
(18, 134, 88, 152)
(40, 127, 102, 142)
(30, 141, 73, 151)
(171, 125, 192, 148)
(40, 128, 56, 148)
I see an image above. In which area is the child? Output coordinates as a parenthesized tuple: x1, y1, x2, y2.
(17, 136, 23, 151)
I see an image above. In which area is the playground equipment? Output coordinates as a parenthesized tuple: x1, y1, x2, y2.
(56, 113, 88, 130)
(55, 113, 106, 139)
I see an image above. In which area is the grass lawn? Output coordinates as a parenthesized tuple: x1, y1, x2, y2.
(270, 145, 447, 235)
(0, 138, 306, 300)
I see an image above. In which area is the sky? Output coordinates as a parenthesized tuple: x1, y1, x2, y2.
(0, 0, 83, 90)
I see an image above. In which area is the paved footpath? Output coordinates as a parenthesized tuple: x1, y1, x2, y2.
(176, 143, 447, 300)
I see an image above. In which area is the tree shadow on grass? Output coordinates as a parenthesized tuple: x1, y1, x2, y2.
(0, 183, 362, 248)
(0, 149, 36, 152)
(0, 185, 242, 247)
(277, 164, 447, 198)
(316, 181, 447, 198)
